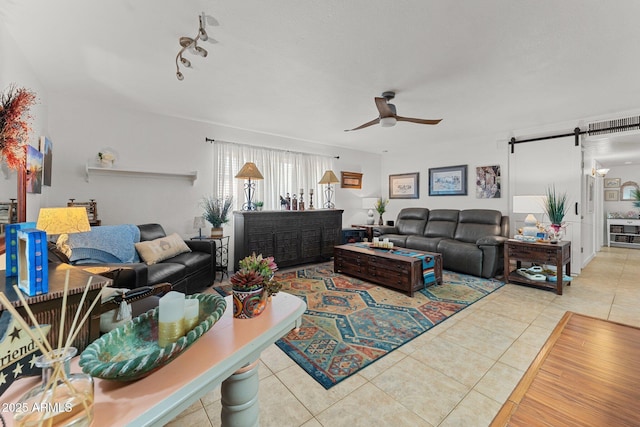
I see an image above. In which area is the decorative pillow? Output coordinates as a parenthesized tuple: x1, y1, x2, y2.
(135, 233, 191, 265)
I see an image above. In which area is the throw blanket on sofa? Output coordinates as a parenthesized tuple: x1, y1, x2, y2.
(68, 224, 141, 264)
(355, 243, 436, 285)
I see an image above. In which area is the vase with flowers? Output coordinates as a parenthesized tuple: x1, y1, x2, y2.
(375, 197, 389, 226)
(543, 185, 569, 241)
(230, 253, 281, 318)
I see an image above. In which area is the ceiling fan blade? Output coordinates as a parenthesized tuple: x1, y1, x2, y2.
(375, 97, 394, 118)
(396, 116, 442, 125)
(344, 117, 380, 132)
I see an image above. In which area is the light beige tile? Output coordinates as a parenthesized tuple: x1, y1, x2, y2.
(439, 321, 514, 360)
(258, 375, 314, 427)
(498, 339, 541, 371)
(608, 305, 640, 327)
(474, 361, 525, 405)
(439, 390, 503, 427)
(411, 336, 495, 387)
(466, 309, 530, 339)
(275, 363, 367, 415)
(516, 324, 552, 349)
(260, 343, 296, 373)
(358, 345, 408, 380)
(315, 382, 434, 427)
(371, 356, 468, 426)
(203, 400, 222, 426)
(165, 406, 212, 427)
(300, 418, 323, 427)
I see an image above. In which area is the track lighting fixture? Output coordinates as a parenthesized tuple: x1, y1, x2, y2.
(175, 12, 211, 81)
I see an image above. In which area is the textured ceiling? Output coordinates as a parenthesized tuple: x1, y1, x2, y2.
(2, 0, 640, 165)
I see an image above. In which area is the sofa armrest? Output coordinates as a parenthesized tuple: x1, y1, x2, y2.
(373, 225, 398, 237)
(185, 239, 216, 254)
(476, 235, 508, 246)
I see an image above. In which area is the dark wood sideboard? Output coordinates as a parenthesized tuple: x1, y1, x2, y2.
(233, 210, 343, 269)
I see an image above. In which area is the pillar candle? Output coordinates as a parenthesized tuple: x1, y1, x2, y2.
(184, 299, 199, 331)
(158, 291, 185, 347)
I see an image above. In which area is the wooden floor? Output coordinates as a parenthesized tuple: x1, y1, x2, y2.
(491, 311, 640, 426)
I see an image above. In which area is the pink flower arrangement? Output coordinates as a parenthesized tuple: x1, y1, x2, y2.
(0, 85, 37, 169)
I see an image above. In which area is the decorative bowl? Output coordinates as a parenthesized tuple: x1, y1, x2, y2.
(79, 293, 226, 381)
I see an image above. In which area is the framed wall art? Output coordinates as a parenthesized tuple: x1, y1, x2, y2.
(341, 171, 363, 189)
(604, 189, 619, 201)
(39, 136, 53, 187)
(429, 165, 467, 196)
(26, 145, 43, 194)
(389, 172, 419, 199)
(476, 165, 501, 198)
(604, 178, 621, 188)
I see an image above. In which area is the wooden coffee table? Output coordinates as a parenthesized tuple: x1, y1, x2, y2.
(334, 244, 442, 296)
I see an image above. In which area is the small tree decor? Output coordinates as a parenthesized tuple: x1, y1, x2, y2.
(0, 84, 37, 169)
(544, 185, 569, 240)
(230, 253, 281, 318)
(374, 197, 389, 225)
(201, 195, 233, 237)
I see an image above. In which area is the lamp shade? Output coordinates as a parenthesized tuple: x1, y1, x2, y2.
(318, 170, 339, 184)
(235, 162, 264, 180)
(36, 207, 91, 235)
(193, 216, 206, 229)
(512, 195, 546, 214)
(361, 198, 378, 210)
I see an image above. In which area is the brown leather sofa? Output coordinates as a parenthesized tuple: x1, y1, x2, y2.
(374, 208, 509, 278)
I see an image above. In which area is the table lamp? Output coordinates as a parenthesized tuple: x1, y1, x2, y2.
(512, 195, 546, 237)
(193, 216, 206, 239)
(362, 198, 378, 225)
(36, 207, 91, 258)
(235, 162, 264, 211)
(319, 170, 339, 209)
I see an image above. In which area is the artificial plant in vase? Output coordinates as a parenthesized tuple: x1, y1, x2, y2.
(230, 253, 280, 318)
(632, 188, 640, 209)
(543, 185, 569, 239)
(375, 198, 389, 226)
(201, 195, 233, 238)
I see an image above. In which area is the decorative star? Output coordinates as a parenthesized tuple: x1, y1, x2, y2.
(29, 354, 39, 368)
(9, 326, 21, 342)
(12, 362, 23, 378)
(0, 370, 6, 386)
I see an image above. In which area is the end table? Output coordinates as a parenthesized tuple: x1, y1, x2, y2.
(503, 239, 571, 295)
(192, 235, 230, 282)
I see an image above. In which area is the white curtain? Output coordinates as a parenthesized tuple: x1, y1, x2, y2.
(213, 141, 334, 210)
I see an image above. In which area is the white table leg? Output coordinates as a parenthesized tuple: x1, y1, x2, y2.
(221, 360, 260, 427)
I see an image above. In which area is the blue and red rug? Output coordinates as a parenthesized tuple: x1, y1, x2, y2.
(214, 263, 503, 389)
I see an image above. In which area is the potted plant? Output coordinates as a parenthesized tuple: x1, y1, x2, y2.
(543, 185, 568, 239)
(255, 201, 264, 211)
(374, 198, 389, 226)
(201, 195, 233, 238)
(633, 188, 640, 208)
(230, 253, 280, 318)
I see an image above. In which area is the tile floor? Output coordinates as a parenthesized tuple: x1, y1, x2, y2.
(166, 247, 640, 427)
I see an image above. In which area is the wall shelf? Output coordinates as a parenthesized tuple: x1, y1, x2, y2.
(607, 218, 640, 249)
(85, 165, 198, 185)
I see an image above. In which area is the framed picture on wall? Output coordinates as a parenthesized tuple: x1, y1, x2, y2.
(341, 171, 363, 189)
(389, 172, 419, 199)
(604, 178, 621, 188)
(604, 189, 619, 201)
(476, 165, 501, 198)
(429, 165, 467, 196)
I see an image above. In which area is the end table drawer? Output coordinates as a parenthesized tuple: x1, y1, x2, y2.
(508, 245, 557, 262)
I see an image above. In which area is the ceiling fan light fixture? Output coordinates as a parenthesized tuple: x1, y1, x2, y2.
(380, 117, 397, 127)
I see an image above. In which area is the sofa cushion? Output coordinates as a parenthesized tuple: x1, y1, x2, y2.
(437, 239, 483, 277)
(135, 233, 192, 265)
(405, 235, 443, 253)
(424, 209, 459, 238)
(138, 223, 168, 241)
(454, 209, 503, 244)
(166, 251, 212, 275)
(146, 262, 186, 285)
(395, 208, 429, 236)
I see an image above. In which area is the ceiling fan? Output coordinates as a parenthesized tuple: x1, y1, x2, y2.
(345, 91, 442, 131)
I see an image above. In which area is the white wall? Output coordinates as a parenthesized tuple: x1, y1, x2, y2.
(603, 164, 640, 217)
(381, 134, 508, 222)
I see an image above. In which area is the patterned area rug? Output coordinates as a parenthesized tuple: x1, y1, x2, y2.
(213, 263, 503, 389)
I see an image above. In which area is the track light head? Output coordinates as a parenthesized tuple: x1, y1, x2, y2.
(175, 12, 213, 81)
(194, 46, 208, 57)
(180, 56, 191, 67)
(176, 71, 184, 81)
